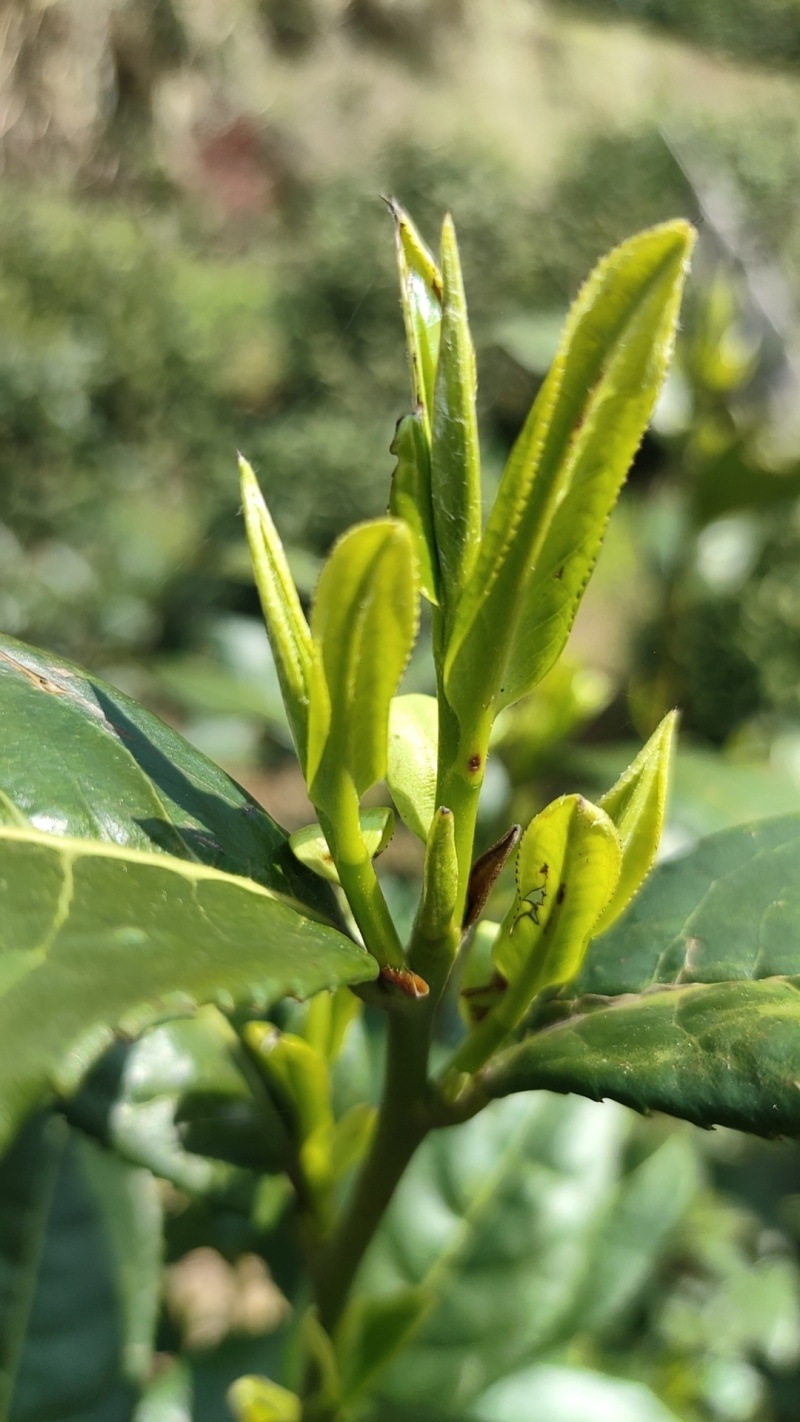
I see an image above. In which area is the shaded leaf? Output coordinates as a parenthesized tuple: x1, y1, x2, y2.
(0, 1114, 160, 1421)
(365, 1093, 635, 1411)
(337, 1288, 433, 1406)
(0, 825, 376, 1149)
(68, 1010, 287, 1190)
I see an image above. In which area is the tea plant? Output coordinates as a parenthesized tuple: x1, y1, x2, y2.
(3, 204, 800, 1422)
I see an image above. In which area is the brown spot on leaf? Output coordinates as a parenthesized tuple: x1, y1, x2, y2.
(556, 883, 566, 906)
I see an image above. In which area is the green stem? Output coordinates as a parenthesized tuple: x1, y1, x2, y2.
(318, 799, 404, 970)
(314, 1005, 431, 1337)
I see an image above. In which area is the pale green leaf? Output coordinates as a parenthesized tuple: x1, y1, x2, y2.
(290, 808, 395, 884)
(493, 795, 622, 1005)
(445, 222, 694, 718)
(593, 709, 678, 934)
(228, 1375, 301, 1422)
(239, 457, 324, 771)
(389, 412, 440, 604)
(386, 694, 439, 842)
(430, 216, 481, 612)
(309, 520, 419, 800)
(389, 199, 442, 436)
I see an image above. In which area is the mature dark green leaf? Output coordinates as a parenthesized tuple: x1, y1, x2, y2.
(364, 1094, 679, 1412)
(0, 1114, 160, 1422)
(0, 634, 338, 924)
(578, 814, 800, 998)
(484, 977, 800, 1135)
(0, 825, 376, 1150)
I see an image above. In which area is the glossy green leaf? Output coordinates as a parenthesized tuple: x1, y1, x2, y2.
(445, 222, 694, 717)
(390, 199, 442, 435)
(0, 1114, 160, 1421)
(483, 976, 800, 1135)
(386, 694, 439, 842)
(389, 413, 439, 604)
(592, 710, 678, 935)
(0, 634, 339, 925)
(289, 808, 395, 884)
(430, 216, 481, 611)
(364, 1093, 647, 1411)
(0, 825, 376, 1150)
(309, 520, 419, 800)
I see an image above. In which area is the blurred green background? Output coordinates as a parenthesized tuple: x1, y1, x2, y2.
(6, 1, 800, 1418)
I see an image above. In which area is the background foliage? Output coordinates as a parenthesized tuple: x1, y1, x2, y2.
(4, 2, 800, 1419)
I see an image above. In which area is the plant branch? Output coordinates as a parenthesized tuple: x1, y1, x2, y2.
(313, 1004, 431, 1337)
